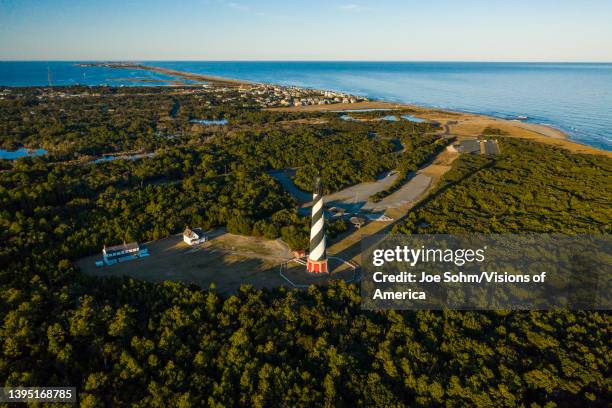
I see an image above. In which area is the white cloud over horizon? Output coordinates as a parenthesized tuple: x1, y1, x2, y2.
(338, 4, 367, 12)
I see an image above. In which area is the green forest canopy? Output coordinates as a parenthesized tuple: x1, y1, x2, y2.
(0, 87, 610, 406)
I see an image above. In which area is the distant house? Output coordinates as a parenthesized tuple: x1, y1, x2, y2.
(183, 227, 207, 246)
(100, 241, 148, 266)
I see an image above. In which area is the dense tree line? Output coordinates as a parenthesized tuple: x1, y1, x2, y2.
(395, 138, 612, 234)
(0, 87, 312, 158)
(1, 88, 440, 195)
(2, 275, 609, 407)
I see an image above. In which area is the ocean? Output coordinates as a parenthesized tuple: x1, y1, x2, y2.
(1, 61, 611, 151)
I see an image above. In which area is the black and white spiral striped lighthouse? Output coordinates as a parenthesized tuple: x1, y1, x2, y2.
(307, 177, 328, 273)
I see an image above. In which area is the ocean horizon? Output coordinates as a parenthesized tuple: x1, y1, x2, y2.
(1, 61, 611, 151)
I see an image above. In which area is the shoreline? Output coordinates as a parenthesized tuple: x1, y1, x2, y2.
(126, 63, 609, 156)
(99, 62, 253, 87)
(28, 63, 612, 157)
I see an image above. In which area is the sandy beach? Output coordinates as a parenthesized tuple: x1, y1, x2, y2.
(105, 63, 252, 87)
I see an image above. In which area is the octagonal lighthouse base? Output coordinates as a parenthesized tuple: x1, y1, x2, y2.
(307, 258, 328, 274)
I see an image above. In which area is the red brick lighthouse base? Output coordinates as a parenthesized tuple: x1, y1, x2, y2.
(307, 258, 328, 274)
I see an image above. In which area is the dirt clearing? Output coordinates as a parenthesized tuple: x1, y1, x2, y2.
(77, 230, 292, 294)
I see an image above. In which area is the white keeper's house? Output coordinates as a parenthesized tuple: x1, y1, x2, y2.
(98, 241, 148, 266)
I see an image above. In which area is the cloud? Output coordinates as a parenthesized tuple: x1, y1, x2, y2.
(206, 0, 289, 19)
(338, 4, 367, 12)
(228, 2, 249, 12)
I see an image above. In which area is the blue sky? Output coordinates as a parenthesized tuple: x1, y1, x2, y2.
(1, 0, 611, 61)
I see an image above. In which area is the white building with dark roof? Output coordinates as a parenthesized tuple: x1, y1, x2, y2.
(100, 241, 148, 266)
(183, 227, 207, 246)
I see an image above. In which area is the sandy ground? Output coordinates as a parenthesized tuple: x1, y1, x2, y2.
(107, 63, 252, 87)
(270, 101, 611, 157)
(418, 149, 458, 178)
(78, 230, 292, 294)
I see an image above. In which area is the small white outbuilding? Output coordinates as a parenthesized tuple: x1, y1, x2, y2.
(183, 227, 207, 245)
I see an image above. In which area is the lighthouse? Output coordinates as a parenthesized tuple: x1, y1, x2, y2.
(307, 177, 328, 273)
